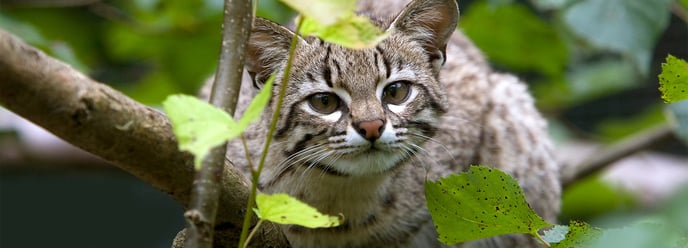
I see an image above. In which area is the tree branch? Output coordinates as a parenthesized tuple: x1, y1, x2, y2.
(183, 0, 255, 247)
(561, 123, 676, 188)
(0, 29, 288, 247)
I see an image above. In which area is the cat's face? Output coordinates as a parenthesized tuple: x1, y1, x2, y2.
(246, 0, 458, 176)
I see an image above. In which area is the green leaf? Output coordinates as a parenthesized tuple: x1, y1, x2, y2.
(163, 94, 236, 169)
(425, 166, 552, 245)
(237, 75, 273, 131)
(299, 15, 389, 49)
(280, 0, 388, 48)
(658, 55, 688, 103)
(461, 2, 567, 77)
(552, 220, 602, 248)
(253, 193, 342, 228)
(562, 0, 672, 76)
(280, 0, 356, 26)
(542, 225, 569, 244)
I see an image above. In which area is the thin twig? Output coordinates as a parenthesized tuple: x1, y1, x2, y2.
(0, 27, 288, 248)
(672, 1, 688, 24)
(183, 0, 254, 247)
(561, 123, 676, 188)
(238, 17, 305, 248)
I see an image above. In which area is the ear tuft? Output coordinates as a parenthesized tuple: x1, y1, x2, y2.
(390, 0, 459, 69)
(246, 18, 297, 88)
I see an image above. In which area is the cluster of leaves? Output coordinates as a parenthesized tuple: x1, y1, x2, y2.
(3, 0, 687, 247)
(162, 0, 387, 246)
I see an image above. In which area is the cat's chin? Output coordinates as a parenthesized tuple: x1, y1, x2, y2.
(328, 149, 408, 176)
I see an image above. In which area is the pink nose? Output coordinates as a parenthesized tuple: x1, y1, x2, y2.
(356, 120, 384, 141)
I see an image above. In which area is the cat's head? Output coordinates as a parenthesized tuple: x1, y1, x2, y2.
(247, 0, 458, 176)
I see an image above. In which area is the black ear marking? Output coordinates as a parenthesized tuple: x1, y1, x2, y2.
(246, 18, 305, 88)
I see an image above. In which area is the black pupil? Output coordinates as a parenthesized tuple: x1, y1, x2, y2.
(310, 93, 338, 113)
(317, 94, 330, 106)
(388, 83, 401, 98)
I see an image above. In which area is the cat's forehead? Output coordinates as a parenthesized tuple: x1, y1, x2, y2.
(296, 40, 384, 89)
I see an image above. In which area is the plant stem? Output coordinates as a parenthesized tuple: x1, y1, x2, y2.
(237, 18, 304, 248)
(243, 220, 264, 248)
(534, 232, 551, 248)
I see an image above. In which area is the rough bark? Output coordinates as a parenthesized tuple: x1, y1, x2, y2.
(183, 0, 255, 247)
(0, 29, 288, 247)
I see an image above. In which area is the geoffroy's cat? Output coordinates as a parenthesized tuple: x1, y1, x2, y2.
(210, 0, 561, 247)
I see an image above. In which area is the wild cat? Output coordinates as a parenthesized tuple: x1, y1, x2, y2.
(207, 0, 561, 247)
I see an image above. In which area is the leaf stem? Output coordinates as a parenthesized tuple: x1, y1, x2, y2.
(534, 232, 551, 248)
(237, 18, 304, 248)
(242, 220, 264, 248)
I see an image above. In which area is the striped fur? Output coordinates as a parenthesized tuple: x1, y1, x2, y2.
(215, 0, 561, 247)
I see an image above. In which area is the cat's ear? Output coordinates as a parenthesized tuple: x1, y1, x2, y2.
(246, 18, 301, 88)
(389, 0, 458, 70)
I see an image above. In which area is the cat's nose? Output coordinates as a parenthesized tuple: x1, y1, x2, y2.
(355, 119, 385, 141)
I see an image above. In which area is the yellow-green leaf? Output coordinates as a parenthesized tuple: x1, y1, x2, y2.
(658, 54, 688, 103)
(163, 94, 236, 169)
(280, 0, 356, 26)
(253, 193, 342, 228)
(236, 75, 273, 132)
(299, 15, 389, 49)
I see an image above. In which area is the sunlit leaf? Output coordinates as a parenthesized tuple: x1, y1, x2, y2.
(280, 0, 356, 26)
(425, 166, 552, 245)
(658, 55, 688, 103)
(237, 75, 273, 131)
(163, 94, 236, 168)
(253, 193, 342, 228)
(299, 15, 389, 49)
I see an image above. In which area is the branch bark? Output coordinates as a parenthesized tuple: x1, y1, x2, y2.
(0, 29, 288, 247)
(183, 0, 255, 247)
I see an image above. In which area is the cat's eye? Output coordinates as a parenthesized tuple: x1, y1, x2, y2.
(308, 92, 341, 114)
(382, 81, 411, 105)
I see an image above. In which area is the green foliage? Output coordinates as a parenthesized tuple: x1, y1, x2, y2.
(425, 166, 551, 245)
(282, 0, 388, 48)
(561, 177, 635, 220)
(162, 78, 272, 168)
(253, 193, 341, 228)
(667, 101, 688, 146)
(551, 221, 602, 248)
(658, 55, 688, 103)
(562, 0, 673, 76)
(461, 2, 567, 77)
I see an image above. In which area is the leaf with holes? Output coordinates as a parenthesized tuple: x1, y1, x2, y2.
(425, 166, 552, 245)
(658, 55, 688, 103)
(253, 193, 342, 228)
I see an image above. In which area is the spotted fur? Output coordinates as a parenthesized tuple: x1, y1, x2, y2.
(213, 0, 561, 247)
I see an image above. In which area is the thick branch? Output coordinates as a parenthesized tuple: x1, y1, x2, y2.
(0, 29, 288, 247)
(184, 0, 255, 247)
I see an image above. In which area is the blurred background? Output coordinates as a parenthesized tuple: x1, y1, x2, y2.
(0, 0, 687, 247)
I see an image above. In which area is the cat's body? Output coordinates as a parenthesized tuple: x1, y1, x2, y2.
(217, 0, 561, 247)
